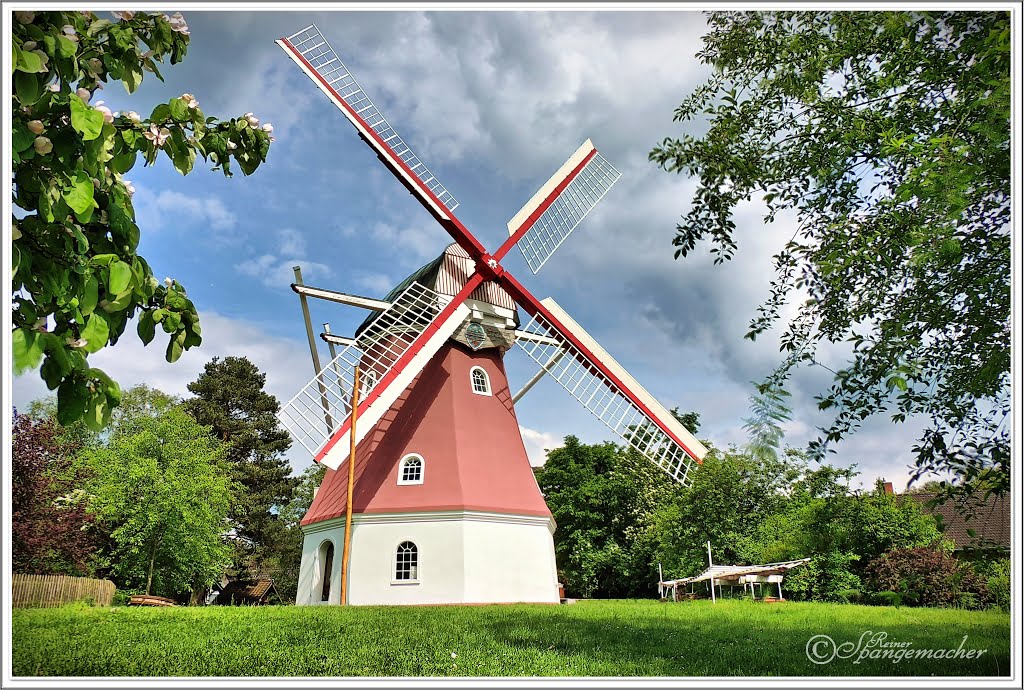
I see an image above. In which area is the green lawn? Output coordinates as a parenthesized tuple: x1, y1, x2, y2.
(11, 599, 1010, 677)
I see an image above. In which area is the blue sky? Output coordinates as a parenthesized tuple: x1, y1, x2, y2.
(12, 9, 938, 489)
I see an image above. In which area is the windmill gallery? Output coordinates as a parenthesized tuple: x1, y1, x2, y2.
(274, 25, 707, 606)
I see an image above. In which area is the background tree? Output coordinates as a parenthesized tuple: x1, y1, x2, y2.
(183, 356, 296, 574)
(650, 11, 1010, 502)
(11, 10, 273, 429)
(257, 463, 327, 603)
(77, 402, 234, 597)
(11, 411, 97, 575)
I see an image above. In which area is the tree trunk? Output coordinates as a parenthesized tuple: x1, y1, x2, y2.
(145, 536, 160, 595)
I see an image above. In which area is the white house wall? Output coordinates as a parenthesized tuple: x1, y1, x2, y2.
(297, 511, 559, 606)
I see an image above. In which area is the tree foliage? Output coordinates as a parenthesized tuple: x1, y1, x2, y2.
(650, 11, 1010, 501)
(11, 10, 274, 430)
(77, 399, 234, 596)
(183, 357, 295, 554)
(535, 437, 679, 598)
(11, 411, 97, 575)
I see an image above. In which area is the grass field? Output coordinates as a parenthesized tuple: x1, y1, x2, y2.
(12, 599, 1010, 677)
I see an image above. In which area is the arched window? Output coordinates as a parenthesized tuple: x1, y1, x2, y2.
(395, 541, 419, 581)
(397, 454, 424, 485)
(360, 369, 378, 398)
(470, 366, 491, 396)
(318, 540, 335, 602)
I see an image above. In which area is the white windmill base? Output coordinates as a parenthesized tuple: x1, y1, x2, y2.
(297, 511, 560, 606)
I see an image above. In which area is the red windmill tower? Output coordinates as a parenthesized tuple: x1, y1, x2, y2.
(275, 25, 707, 606)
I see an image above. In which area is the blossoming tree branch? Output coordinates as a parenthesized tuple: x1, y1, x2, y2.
(11, 10, 275, 429)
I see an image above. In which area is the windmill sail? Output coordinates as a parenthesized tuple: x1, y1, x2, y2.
(513, 296, 706, 484)
(500, 139, 621, 273)
(278, 280, 473, 468)
(277, 25, 465, 222)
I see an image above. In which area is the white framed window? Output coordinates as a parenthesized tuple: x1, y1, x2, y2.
(397, 454, 424, 485)
(394, 541, 419, 583)
(360, 369, 378, 398)
(470, 366, 491, 396)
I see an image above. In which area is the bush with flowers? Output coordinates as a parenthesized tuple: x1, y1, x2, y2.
(12, 10, 274, 429)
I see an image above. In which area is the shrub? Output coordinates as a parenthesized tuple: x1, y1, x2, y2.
(975, 558, 1010, 611)
(866, 546, 987, 608)
(784, 551, 861, 602)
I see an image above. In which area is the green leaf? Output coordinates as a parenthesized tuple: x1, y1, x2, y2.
(108, 260, 132, 294)
(165, 330, 186, 363)
(80, 313, 110, 353)
(89, 367, 122, 406)
(12, 245, 21, 278)
(168, 97, 189, 123)
(69, 94, 105, 141)
(57, 35, 78, 58)
(83, 393, 110, 431)
(57, 377, 90, 425)
(80, 275, 99, 316)
(14, 71, 41, 105)
(12, 328, 45, 374)
(123, 66, 142, 94)
(91, 253, 118, 266)
(62, 171, 97, 222)
(16, 48, 43, 73)
(100, 290, 133, 313)
(150, 103, 171, 122)
(137, 311, 156, 345)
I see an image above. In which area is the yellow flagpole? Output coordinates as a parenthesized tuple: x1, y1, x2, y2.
(340, 365, 360, 606)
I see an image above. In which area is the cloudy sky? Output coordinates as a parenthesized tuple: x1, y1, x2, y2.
(12, 9, 938, 490)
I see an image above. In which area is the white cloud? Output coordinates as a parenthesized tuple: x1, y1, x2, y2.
(235, 227, 333, 289)
(354, 271, 395, 296)
(132, 187, 238, 233)
(519, 425, 565, 467)
(367, 220, 448, 263)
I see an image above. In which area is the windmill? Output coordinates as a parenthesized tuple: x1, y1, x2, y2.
(275, 24, 708, 606)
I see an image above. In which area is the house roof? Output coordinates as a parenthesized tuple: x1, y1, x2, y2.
(661, 558, 811, 586)
(904, 491, 1011, 551)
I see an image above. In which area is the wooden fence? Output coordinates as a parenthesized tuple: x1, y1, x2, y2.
(12, 574, 116, 608)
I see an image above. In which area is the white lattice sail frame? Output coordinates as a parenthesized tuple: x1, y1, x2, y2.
(506, 140, 621, 274)
(278, 282, 451, 458)
(515, 298, 706, 484)
(280, 24, 460, 214)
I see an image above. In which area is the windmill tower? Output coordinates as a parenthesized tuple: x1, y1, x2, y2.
(275, 25, 708, 606)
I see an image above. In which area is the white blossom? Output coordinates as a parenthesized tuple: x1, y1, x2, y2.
(164, 277, 173, 287)
(144, 124, 171, 147)
(62, 25, 79, 42)
(92, 178, 101, 190)
(76, 87, 91, 103)
(48, 82, 61, 93)
(111, 11, 134, 21)
(27, 120, 44, 134)
(261, 123, 274, 133)
(164, 12, 190, 35)
(246, 114, 260, 128)
(65, 337, 88, 349)
(33, 136, 53, 154)
(124, 180, 136, 197)
(125, 111, 141, 123)
(94, 101, 114, 124)
(14, 11, 35, 24)
(226, 140, 237, 150)
(180, 92, 199, 109)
